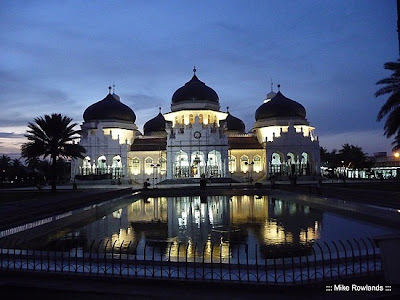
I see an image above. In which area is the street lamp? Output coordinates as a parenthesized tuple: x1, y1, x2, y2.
(244, 161, 254, 184)
(150, 163, 160, 188)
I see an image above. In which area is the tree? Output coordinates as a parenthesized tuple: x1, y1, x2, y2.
(375, 60, 400, 151)
(338, 144, 370, 169)
(9, 158, 23, 184)
(0, 154, 11, 183)
(21, 114, 86, 192)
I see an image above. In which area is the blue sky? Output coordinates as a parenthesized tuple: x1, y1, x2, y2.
(0, 0, 398, 157)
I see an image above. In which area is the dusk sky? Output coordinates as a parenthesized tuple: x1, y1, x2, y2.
(0, 0, 398, 158)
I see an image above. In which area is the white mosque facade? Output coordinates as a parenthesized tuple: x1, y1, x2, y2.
(71, 70, 320, 184)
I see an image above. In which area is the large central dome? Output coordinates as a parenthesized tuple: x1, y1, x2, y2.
(171, 68, 220, 111)
(83, 92, 136, 123)
(255, 91, 306, 121)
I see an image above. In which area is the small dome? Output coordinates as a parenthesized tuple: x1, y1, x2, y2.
(225, 112, 245, 133)
(172, 74, 219, 104)
(265, 91, 277, 102)
(83, 93, 136, 123)
(255, 91, 306, 121)
(143, 112, 166, 135)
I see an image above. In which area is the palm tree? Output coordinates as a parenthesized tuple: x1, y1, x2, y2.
(0, 154, 11, 184)
(21, 114, 86, 192)
(375, 60, 400, 151)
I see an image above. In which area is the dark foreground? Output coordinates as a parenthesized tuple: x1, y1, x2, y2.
(0, 181, 399, 299)
(0, 271, 398, 300)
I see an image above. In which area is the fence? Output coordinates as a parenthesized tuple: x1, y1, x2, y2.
(0, 237, 381, 285)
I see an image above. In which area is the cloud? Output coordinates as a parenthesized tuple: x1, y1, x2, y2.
(0, 132, 25, 138)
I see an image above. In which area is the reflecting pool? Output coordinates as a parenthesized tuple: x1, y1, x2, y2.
(14, 193, 397, 261)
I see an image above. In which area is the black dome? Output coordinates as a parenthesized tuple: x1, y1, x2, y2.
(172, 74, 219, 104)
(83, 93, 136, 123)
(143, 112, 166, 135)
(225, 112, 245, 133)
(255, 91, 306, 121)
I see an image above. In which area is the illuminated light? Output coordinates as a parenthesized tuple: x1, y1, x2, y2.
(394, 152, 400, 158)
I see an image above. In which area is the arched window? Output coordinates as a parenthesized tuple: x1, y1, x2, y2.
(112, 155, 122, 179)
(199, 114, 203, 124)
(229, 155, 236, 173)
(132, 157, 140, 175)
(145, 157, 153, 175)
(207, 115, 211, 124)
(82, 156, 91, 175)
(159, 157, 167, 174)
(240, 155, 249, 173)
(175, 116, 179, 125)
(253, 155, 262, 173)
(189, 114, 194, 125)
(181, 115, 185, 125)
(97, 155, 107, 175)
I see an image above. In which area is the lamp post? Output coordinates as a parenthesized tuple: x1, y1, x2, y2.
(245, 161, 254, 184)
(151, 163, 160, 188)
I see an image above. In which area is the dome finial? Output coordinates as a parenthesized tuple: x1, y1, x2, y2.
(277, 83, 281, 92)
(270, 79, 274, 92)
(193, 65, 197, 75)
(108, 85, 112, 94)
(159, 106, 161, 113)
(227, 106, 230, 113)
(112, 82, 116, 94)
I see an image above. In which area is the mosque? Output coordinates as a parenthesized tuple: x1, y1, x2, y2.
(71, 68, 320, 185)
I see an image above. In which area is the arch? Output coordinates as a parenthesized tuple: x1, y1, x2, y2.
(270, 152, 284, 175)
(145, 157, 153, 175)
(174, 151, 189, 178)
(112, 155, 122, 179)
(191, 151, 205, 177)
(301, 152, 312, 175)
(175, 116, 179, 125)
(240, 155, 249, 173)
(207, 150, 222, 177)
(181, 115, 185, 125)
(286, 152, 297, 175)
(253, 155, 262, 173)
(97, 155, 107, 175)
(189, 114, 194, 125)
(132, 157, 140, 175)
(229, 155, 237, 173)
(199, 114, 204, 124)
(159, 157, 167, 175)
(82, 156, 91, 175)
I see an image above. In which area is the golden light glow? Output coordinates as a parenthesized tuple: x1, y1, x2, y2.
(164, 110, 228, 127)
(394, 152, 400, 158)
(102, 128, 134, 144)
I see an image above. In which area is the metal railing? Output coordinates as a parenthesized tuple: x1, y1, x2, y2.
(0, 238, 381, 285)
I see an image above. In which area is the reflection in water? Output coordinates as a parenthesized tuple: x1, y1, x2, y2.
(36, 195, 323, 259)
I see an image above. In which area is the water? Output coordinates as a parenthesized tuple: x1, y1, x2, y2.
(9, 193, 396, 260)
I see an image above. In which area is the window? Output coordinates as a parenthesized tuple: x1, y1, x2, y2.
(240, 156, 249, 173)
(145, 157, 153, 175)
(189, 114, 194, 125)
(253, 155, 262, 173)
(159, 157, 167, 174)
(229, 155, 236, 173)
(199, 114, 203, 124)
(132, 157, 140, 175)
